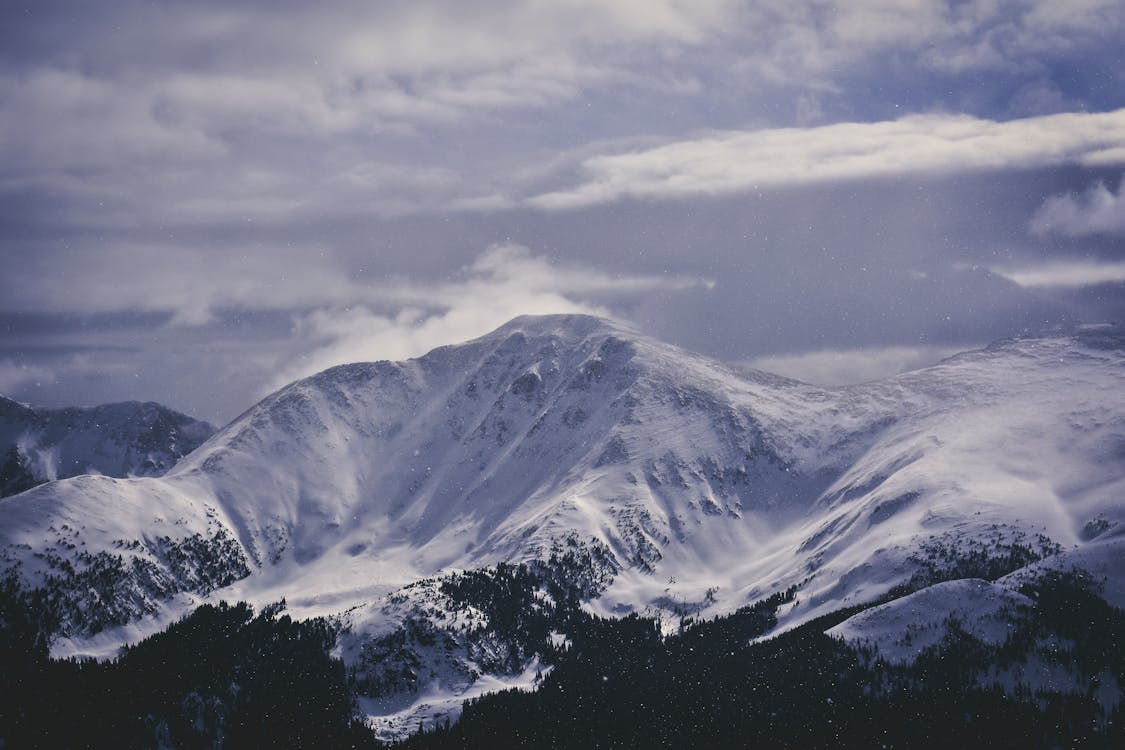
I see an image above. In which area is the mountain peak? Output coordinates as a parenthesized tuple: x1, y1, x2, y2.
(494, 312, 625, 333)
(6, 316, 1125, 669)
(466, 313, 639, 350)
(3, 315, 1125, 742)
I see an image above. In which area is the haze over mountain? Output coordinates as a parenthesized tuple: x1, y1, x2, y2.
(2, 314, 1123, 737)
(0, 397, 214, 498)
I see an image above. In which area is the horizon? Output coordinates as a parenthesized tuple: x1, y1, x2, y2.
(4, 313, 1120, 425)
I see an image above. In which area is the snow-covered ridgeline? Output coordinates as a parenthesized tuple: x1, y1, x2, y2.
(1, 315, 1123, 733)
(0, 397, 214, 497)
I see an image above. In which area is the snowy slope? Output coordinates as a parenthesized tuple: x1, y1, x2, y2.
(0, 397, 215, 497)
(165, 313, 888, 617)
(826, 523, 1125, 667)
(763, 326, 1125, 631)
(826, 578, 1036, 664)
(1, 315, 1124, 732)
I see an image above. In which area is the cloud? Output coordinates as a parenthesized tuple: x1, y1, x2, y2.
(720, 0, 1125, 94)
(2, 241, 710, 333)
(746, 344, 967, 386)
(0, 360, 55, 396)
(4, 2, 1122, 151)
(0, 69, 224, 175)
(0, 3, 746, 228)
(0, 66, 505, 225)
(528, 108, 1125, 209)
(268, 243, 711, 389)
(2, 1, 736, 142)
(4, 1, 1124, 231)
(991, 260, 1125, 289)
(1030, 175, 1125, 237)
(1, 244, 366, 326)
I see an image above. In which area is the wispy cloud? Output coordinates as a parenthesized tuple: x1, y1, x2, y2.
(729, 0, 1125, 84)
(528, 109, 1125, 209)
(1, 1, 734, 147)
(4, 242, 710, 332)
(1030, 174, 1125, 237)
(747, 344, 967, 386)
(992, 260, 1125, 288)
(2, 244, 365, 326)
(0, 3, 739, 228)
(0, 360, 55, 397)
(268, 243, 712, 389)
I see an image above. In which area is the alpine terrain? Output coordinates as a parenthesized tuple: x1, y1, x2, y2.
(2, 314, 1123, 746)
(0, 397, 215, 498)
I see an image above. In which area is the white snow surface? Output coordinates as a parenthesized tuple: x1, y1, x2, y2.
(827, 530, 1125, 670)
(3, 315, 1125, 733)
(826, 578, 1034, 664)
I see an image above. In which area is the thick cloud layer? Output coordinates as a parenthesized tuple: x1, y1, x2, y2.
(2, 1, 1123, 423)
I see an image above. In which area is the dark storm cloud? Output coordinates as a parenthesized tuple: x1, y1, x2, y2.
(3, 1, 1125, 422)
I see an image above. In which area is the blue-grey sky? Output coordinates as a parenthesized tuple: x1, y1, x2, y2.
(2, 0, 1125, 424)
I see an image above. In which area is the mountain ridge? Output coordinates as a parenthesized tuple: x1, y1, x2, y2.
(0, 396, 215, 498)
(2, 314, 1123, 736)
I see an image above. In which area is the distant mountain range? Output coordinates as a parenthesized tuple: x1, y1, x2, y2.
(0, 397, 215, 498)
(1, 315, 1122, 744)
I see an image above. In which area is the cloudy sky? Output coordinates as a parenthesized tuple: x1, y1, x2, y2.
(2, 0, 1124, 425)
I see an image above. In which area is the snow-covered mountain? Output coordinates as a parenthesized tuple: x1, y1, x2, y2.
(0, 397, 215, 498)
(1, 315, 1123, 736)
